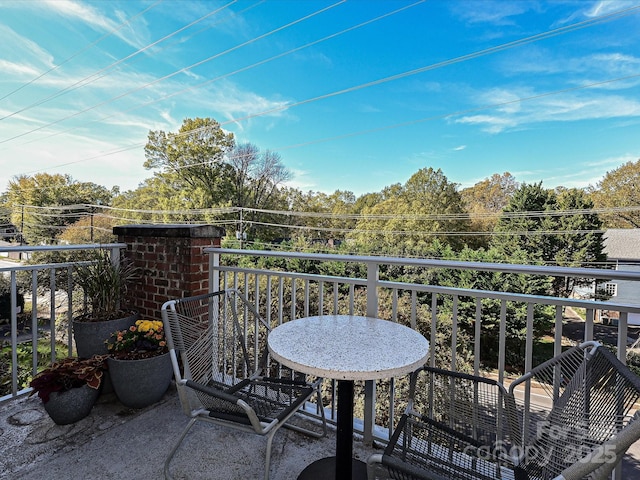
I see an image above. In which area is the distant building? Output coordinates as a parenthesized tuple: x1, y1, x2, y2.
(601, 229, 640, 326)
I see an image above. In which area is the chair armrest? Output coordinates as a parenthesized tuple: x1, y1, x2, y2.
(552, 417, 640, 480)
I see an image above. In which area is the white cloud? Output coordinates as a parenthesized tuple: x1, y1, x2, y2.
(501, 49, 640, 82)
(585, 1, 624, 17)
(455, 113, 518, 133)
(41, 0, 149, 49)
(0, 24, 55, 71)
(198, 80, 291, 129)
(284, 168, 316, 192)
(0, 129, 147, 192)
(0, 59, 41, 78)
(453, 145, 466, 151)
(455, 85, 640, 133)
(450, 0, 537, 26)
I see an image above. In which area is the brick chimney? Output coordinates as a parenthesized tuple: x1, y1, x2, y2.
(114, 224, 225, 319)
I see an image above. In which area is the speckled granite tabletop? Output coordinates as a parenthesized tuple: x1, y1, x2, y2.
(267, 315, 430, 381)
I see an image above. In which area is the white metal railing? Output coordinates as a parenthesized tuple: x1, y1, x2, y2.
(208, 248, 640, 449)
(0, 244, 125, 402)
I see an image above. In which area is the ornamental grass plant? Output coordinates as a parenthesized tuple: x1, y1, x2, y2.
(74, 249, 139, 322)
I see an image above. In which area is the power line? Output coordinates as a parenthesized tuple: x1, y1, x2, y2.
(4, 2, 638, 153)
(0, 0, 163, 103)
(11, 201, 640, 221)
(184, 3, 640, 136)
(0, 1, 346, 144)
(0, 1, 237, 122)
(50, 69, 632, 181)
(17, 0, 426, 149)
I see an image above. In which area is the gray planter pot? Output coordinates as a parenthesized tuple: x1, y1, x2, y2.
(73, 312, 139, 358)
(108, 353, 173, 409)
(43, 384, 100, 425)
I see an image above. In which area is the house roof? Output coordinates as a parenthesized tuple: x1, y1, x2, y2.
(603, 229, 640, 261)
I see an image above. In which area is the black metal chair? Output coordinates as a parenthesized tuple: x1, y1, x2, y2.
(507, 341, 640, 480)
(367, 366, 515, 480)
(160, 289, 326, 480)
(367, 341, 640, 480)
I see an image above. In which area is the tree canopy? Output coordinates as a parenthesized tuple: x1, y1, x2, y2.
(144, 117, 236, 208)
(590, 159, 640, 228)
(491, 182, 605, 296)
(4, 173, 114, 244)
(460, 172, 519, 248)
(350, 167, 468, 253)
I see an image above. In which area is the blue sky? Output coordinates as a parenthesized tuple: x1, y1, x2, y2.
(1, 0, 639, 197)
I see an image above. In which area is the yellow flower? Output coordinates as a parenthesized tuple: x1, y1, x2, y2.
(136, 319, 163, 333)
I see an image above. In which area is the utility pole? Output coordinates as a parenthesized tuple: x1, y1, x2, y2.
(236, 209, 245, 249)
(90, 207, 95, 242)
(20, 205, 24, 246)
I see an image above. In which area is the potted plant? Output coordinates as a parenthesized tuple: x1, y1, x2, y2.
(72, 250, 140, 358)
(29, 355, 108, 425)
(106, 319, 173, 409)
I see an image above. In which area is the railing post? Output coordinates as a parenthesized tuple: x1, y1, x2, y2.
(10, 271, 18, 396)
(612, 311, 629, 480)
(363, 261, 379, 445)
(67, 265, 74, 355)
(211, 250, 220, 293)
(365, 261, 379, 317)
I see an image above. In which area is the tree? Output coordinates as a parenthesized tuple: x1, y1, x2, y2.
(590, 159, 640, 228)
(227, 143, 292, 242)
(143, 119, 295, 244)
(491, 182, 606, 297)
(143, 117, 236, 208)
(58, 215, 118, 244)
(349, 168, 468, 253)
(460, 172, 518, 248)
(112, 176, 218, 223)
(553, 188, 606, 296)
(5, 173, 114, 244)
(431, 245, 554, 372)
(281, 189, 357, 246)
(491, 182, 558, 263)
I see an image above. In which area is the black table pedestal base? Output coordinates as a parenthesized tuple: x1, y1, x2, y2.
(297, 457, 367, 479)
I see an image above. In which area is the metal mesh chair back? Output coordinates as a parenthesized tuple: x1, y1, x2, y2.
(381, 367, 514, 480)
(508, 342, 640, 479)
(165, 289, 266, 387)
(161, 289, 326, 480)
(162, 289, 288, 421)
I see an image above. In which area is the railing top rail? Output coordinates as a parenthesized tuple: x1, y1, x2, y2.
(0, 243, 126, 254)
(207, 248, 640, 282)
(0, 260, 93, 273)
(379, 280, 640, 314)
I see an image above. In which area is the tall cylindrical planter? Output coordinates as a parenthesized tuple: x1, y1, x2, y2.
(43, 384, 100, 425)
(73, 312, 139, 358)
(107, 353, 173, 409)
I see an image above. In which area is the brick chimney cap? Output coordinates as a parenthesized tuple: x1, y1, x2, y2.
(113, 224, 225, 238)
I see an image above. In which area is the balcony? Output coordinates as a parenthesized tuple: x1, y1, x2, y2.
(2, 242, 640, 478)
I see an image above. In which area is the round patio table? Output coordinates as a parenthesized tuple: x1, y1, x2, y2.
(267, 315, 430, 480)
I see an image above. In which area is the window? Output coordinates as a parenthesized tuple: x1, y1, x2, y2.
(601, 282, 617, 297)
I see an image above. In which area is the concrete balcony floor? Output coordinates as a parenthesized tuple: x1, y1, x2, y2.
(2, 385, 640, 479)
(0, 385, 375, 480)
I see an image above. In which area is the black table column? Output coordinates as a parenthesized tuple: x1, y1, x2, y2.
(336, 380, 354, 478)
